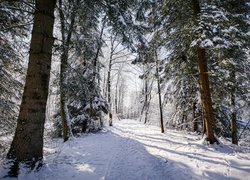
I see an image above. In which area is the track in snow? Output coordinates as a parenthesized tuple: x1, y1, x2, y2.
(1, 119, 250, 180)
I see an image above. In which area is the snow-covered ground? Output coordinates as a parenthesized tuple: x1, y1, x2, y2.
(1, 119, 250, 179)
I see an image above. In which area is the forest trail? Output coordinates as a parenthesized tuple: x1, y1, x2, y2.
(1, 119, 250, 180)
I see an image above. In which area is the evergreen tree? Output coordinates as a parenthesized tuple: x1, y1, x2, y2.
(0, 0, 32, 135)
(56, 0, 106, 140)
(148, 0, 249, 143)
(7, 0, 56, 175)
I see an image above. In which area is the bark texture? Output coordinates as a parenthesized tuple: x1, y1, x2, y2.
(7, 0, 56, 167)
(196, 48, 217, 143)
(192, 0, 217, 144)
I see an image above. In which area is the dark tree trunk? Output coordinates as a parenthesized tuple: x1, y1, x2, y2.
(107, 63, 112, 126)
(143, 79, 148, 123)
(109, 113, 113, 126)
(82, 121, 88, 133)
(231, 109, 237, 145)
(231, 71, 237, 145)
(181, 113, 187, 130)
(7, 0, 56, 174)
(144, 78, 153, 124)
(93, 18, 105, 82)
(100, 116, 104, 127)
(155, 50, 164, 133)
(193, 101, 198, 132)
(192, 0, 217, 144)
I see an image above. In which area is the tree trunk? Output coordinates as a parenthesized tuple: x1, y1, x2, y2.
(143, 79, 148, 123)
(231, 109, 237, 145)
(59, 45, 74, 141)
(115, 71, 120, 114)
(109, 113, 113, 126)
(192, 0, 217, 144)
(144, 77, 153, 124)
(193, 101, 198, 132)
(7, 0, 56, 174)
(58, 0, 78, 141)
(82, 121, 88, 133)
(93, 18, 105, 82)
(231, 71, 237, 145)
(197, 48, 217, 143)
(60, 49, 71, 142)
(118, 80, 125, 116)
(155, 50, 164, 133)
(107, 35, 116, 126)
(181, 113, 187, 130)
(107, 60, 112, 126)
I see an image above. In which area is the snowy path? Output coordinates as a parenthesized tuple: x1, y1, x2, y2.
(1, 119, 250, 179)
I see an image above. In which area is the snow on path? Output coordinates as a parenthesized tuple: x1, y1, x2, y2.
(111, 120, 250, 180)
(1, 119, 250, 180)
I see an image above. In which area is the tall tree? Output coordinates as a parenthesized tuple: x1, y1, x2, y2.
(191, 0, 217, 144)
(154, 49, 164, 133)
(57, 0, 106, 140)
(7, 0, 56, 175)
(58, 0, 79, 142)
(139, 64, 154, 124)
(106, 34, 116, 126)
(143, 0, 243, 143)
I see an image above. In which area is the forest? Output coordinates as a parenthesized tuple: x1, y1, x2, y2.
(0, 0, 250, 179)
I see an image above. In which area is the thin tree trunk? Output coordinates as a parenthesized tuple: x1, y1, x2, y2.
(143, 79, 148, 123)
(144, 77, 153, 124)
(193, 101, 198, 132)
(115, 71, 120, 114)
(181, 113, 187, 130)
(93, 18, 105, 82)
(231, 71, 237, 145)
(231, 105, 237, 145)
(118, 80, 125, 116)
(144, 92, 152, 124)
(7, 0, 56, 175)
(107, 56, 112, 126)
(58, 0, 78, 141)
(192, 0, 217, 144)
(103, 71, 107, 96)
(155, 50, 164, 133)
(139, 67, 147, 122)
(107, 34, 117, 126)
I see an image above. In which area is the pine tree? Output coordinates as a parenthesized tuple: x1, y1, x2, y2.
(191, 0, 218, 144)
(0, 0, 32, 135)
(58, 0, 79, 142)
(7, 0, 56, 175)
(140, 0, 249, 143)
